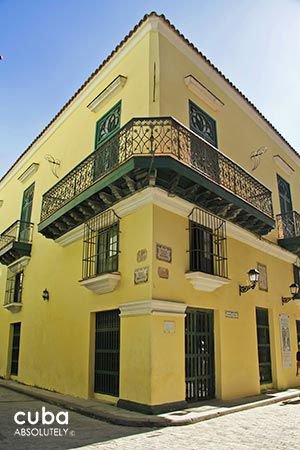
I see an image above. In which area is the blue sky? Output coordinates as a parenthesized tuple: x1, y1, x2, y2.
(1, 0, 299, 178)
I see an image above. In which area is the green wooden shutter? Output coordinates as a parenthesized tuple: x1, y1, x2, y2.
(19, 183, 35, 241)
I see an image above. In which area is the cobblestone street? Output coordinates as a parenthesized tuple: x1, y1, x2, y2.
(0, 386, 299, 450)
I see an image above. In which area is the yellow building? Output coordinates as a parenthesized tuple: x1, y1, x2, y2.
(0, 12, 299, 414)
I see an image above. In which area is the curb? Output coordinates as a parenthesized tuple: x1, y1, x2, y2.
(0, 380, 299, 428)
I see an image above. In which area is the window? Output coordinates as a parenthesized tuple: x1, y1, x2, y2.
(256, 308, 272, 384)
(5, 270, 24, 305)
(95, 101, 121, 149)
(189, 100, 217, 147)
(188, 208, 227, 278)
(82, 209, 120, 279)
(294, 265, 300, 299)
(10, 322, 21, 376)
(19, 183, 35, 242)
(277, 174, 293, 215)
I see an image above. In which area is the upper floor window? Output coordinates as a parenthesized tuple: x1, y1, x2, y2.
(188, 207, 227, 278)
(294, 265, 300, 300)
(95, 101, 121, 150)
(82, 209, 120, 279)
(189, 100, 217, 147)
(19, 183, 35, 242)
(277, 174, 293, 215)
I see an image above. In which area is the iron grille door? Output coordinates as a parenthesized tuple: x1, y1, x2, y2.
(185, 308, 215, 402)
(256, 308, 272, 383)
(10, 322, 21, 376)
(296, 320, 300, 345)
(94, 310, 120, 397)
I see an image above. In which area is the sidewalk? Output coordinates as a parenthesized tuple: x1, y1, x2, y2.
(0, 378, 299, 428)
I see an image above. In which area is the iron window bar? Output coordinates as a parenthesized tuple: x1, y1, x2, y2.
(188, 207, 228, 279)
(4, 270, 24, 305)
(82, 209, 120, 280)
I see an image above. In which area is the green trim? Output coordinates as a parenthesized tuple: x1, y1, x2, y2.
(189, 99, 218, 147)
(278, 237, 300, 255)
(117, 399, 188, 415)
(94, 101, 121, 150)
(38, 158, 135, 232)
(134, 156, 275, 228)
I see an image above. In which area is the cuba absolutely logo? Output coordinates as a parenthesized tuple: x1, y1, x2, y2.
(14, 407, 74, 437)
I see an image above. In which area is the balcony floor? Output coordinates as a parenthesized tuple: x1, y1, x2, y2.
(38, 156, 274, 240)
(0, 241, 32, 266)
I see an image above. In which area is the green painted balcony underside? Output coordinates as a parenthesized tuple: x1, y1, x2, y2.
(0, 241, 32, 266)
(38, 117, 274, 240)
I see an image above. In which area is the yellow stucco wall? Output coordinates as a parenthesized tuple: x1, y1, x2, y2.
(0, 18, 299, 408)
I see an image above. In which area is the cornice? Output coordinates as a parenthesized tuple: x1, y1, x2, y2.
(54, 187, 296, 265)
(119, 299, 187, 317)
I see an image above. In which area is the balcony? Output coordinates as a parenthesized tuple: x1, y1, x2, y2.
(277, 211, 300, 255)
(38, 117, 274, 239)
(0, 220, 33, 265)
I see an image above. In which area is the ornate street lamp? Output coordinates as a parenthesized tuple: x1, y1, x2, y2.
(239, 268, 260, 295)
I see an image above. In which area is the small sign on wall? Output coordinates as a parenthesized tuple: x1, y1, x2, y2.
(225, 310, 239, 319)
(137, 249, 147, 263)
(257, 263, 268, 291)
(279, 314, 292, 368)
(134, 267, 149, 284)
(158, 267, 169, 279)
(164, 321, 176, 333)
(156, 243, 172, 263)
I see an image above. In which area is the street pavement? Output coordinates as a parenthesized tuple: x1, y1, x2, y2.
(0, 386, 300, 450)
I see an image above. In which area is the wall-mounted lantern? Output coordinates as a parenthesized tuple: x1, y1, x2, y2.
(282, 283, 300, 305)
(239, 269, 260, 295)
(42, 289, 50, 301)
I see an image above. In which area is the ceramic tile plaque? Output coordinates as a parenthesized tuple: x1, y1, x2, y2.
(137, 249, 147, 262)
(158, 267, 169, 279)
(156, 243, 172, 263)
(257, 263, 268, 291)
(134, 266, 149, 284)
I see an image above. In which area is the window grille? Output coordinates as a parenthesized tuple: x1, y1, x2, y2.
(82, 209, 120, 280)
(5, 270, 24, 305)
(188, 207, 227, 278)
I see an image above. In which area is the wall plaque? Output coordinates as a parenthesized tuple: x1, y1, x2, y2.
(156, 243, 172, 263)
(257, 263, 268, 291)
(137, 249, 147, 262)
(158, 267, 169, 279)
(134, 267, 149, 284)
(225, 310, 239, 319)
(279, 314, 292, 368)
(164, 321, 176, 333)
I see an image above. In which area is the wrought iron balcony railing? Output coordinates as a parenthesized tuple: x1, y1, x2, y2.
(277, 211, 300, 240)
(40, 117, 273, 222)
(0, 220, 34, 253)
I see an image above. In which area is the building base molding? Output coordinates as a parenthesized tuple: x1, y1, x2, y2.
(79, 273, 121, 294)
(117, 398, 188, 415)
(3, 303, 22, 313)
(119, 299, 187, 317)
(185, 271, 230, 292)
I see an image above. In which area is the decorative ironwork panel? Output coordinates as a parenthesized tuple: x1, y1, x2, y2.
(94, 310, 120, 397)
(95, 101, 121, 149)
(277, 210, 300, 239)
(185, 308, 215, 402)
(82, 209, 119, 280)
(189, 100, 217, 147)
(0, 220, 34, 253)
(40, 117, 274, 222)
(11, 322, 21, 376)
(188, 208, 228, 278)
(256, 308, 272, 384)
